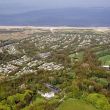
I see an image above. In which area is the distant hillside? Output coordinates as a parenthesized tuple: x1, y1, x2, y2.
(0, 7, 110, 26)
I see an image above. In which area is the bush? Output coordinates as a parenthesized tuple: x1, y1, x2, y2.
(0, 102, 10, 110)
(23, 97, 46, 110)
(86, 93, 110, 110)
(7, 90, 33, 109)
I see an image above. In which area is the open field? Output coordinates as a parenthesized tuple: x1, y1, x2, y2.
(56, 99, 98, 110)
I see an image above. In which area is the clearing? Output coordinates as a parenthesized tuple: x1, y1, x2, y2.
(56, 99, 98, 110)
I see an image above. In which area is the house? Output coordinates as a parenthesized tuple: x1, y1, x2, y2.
(37, 83, 60, 99)
(38, 91, 55, 99)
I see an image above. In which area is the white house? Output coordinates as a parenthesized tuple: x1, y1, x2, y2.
(38, 91, 55, 99)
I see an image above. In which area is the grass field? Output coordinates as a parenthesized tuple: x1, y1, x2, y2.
(56, 99, 98, 110)
(99, 55, 110, 65)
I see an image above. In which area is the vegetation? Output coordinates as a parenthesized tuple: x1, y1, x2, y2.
(56, 99, 98, 110)
(87, 93, 110, 110)
(0, 28, 110, 110)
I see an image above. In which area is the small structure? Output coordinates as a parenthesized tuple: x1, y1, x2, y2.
(38, 84, 60, 99)
(102, 65, 110, 70)
(38, 91, 55, 99)
(45, 83, 60, 93)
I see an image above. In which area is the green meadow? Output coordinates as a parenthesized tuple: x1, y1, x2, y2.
(56, 99, 98, 110)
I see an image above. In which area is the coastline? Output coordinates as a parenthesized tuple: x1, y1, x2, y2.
(0, 26, 110, 29)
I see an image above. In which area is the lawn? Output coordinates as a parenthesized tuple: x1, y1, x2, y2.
(99, 55, 110, 65)
(69, 52, 84, 62)
(56, 99, 98, 110)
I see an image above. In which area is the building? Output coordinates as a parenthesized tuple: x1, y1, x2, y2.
(102, 65, 110, 70)
(38, 91, 55, 99)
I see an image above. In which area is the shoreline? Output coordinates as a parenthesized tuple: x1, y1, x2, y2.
(0, 26, 110, 29)
(0, 26, 110, 33)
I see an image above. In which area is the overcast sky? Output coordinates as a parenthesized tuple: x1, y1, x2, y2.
(0, 0, 110, 14)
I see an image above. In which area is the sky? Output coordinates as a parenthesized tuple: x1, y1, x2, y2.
(0, 0, 110, 14)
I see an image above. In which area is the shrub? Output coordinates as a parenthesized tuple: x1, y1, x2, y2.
(7, 90, 33, 109)
(0, 102, 10, 110)
(86, 93, 110, 110)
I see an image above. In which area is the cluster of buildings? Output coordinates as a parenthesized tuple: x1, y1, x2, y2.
(38, 62, 64, 71)
(0, 63, 18, 74)
(0, 29, 110, 78)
